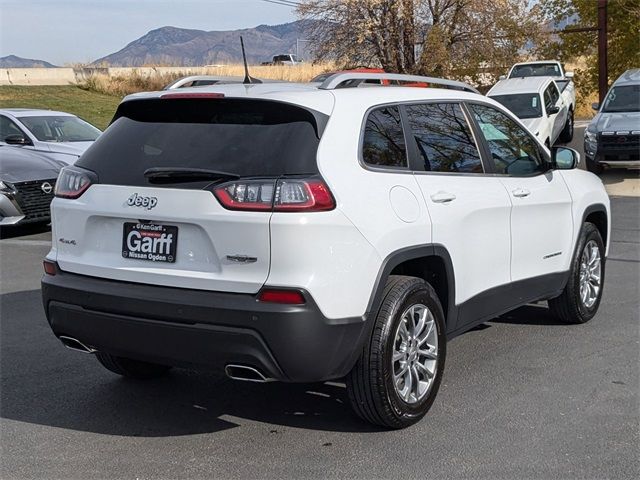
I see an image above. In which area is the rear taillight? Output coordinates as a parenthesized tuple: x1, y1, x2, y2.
(213, 179, 275, 211)
(213, 178, 335, 212)
(55, 166, 96, 199)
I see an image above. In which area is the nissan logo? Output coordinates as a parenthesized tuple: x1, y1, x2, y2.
(41, 182, 53, 194)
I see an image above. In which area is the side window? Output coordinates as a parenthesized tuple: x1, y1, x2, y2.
(0, 116, 24, 140)
(405, 103, 483, 173)
(549, 83, 560, 104)
(362, 106, 407, 168)
(543, 86, 555, 112)
(470, 104, 547, 176)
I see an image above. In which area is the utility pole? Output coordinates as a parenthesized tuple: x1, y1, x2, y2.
(559, 0, 609, 103)
(597, 0, 608, 103)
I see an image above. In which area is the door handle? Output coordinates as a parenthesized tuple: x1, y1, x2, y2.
(430, 191, 456, 203)
(512, 188, 531, 198)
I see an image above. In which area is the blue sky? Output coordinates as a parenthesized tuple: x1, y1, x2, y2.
(0, 0, 297, 65)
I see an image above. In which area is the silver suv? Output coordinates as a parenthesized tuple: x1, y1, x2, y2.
(584, 69, 640, 173)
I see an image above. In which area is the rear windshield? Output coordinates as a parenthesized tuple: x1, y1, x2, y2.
(510, 63, 561, 78)
(77, 98, 326, 187)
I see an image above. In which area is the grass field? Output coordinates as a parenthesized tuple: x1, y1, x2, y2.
(0, 86, 121, 130)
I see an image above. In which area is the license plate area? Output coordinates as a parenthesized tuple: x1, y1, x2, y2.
(122, 222, 178, 263)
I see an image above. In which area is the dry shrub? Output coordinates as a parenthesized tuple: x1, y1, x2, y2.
(79, 64, 335, 97)
(575, 90, 599, 120)
(78, 71, 188, 97)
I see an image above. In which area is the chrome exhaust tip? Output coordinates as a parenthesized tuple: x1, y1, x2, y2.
(225, 364, 275, 383)
(58, 335, 97, 354)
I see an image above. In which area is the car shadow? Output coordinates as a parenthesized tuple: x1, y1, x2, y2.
(0, 290, 569, 438)
(489, 303, 570, 326)
(0, 289, 380, 436)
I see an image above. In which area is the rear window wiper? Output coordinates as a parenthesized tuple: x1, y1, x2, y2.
(144, 167, 240, 184)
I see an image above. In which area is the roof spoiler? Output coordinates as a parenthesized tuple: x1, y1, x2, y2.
(318, 72, 479, 94)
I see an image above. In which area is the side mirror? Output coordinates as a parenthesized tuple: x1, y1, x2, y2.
(498, 75, 506, 80)
(4, 134, 32, 146)
(547, 105, 560, 115)
(565, 71, 574, 79)
(552, 146, 580, 170)
(591, 102, 600, 111)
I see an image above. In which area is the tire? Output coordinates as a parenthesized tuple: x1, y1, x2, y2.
(96, 352, 172, 379)
(586, 158, 604, 175)
(549, 222, 605, 324)
(346, 275, 446, 429)
(559, 109, 574, 143)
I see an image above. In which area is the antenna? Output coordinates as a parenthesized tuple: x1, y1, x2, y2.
(240, 36, 262, 85)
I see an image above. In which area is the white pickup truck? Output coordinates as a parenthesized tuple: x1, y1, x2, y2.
(500, 61, 576, 126)
(487, 76, 574, 146)
(261, 54, 303, 66)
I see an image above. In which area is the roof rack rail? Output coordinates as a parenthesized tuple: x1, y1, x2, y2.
(318, 72, 479, 94)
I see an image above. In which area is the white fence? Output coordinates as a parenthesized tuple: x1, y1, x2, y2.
(0, 67, 221, 86)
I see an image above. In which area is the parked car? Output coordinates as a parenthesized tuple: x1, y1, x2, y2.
(487, 76, 574, 146)
(261, 54, 303, 66)
(0, 109, 101, 164)
(0, 145, 63, 226)
(42, 72, 609, 429)
(584, 68, 640, 173)
(501, 60, 576, 124)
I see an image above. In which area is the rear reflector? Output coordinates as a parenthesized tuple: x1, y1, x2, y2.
(43, 260, 57, 276)
(213, 178, 335, 212)
(160, 92, 225, 99)
(258, 289, 306, 305)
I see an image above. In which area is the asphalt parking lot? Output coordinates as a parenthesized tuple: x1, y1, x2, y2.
(1, 130, 638, 479)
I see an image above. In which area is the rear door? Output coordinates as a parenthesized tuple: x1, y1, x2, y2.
(53, 97, 326, 293)
(404, 102, 513, 329)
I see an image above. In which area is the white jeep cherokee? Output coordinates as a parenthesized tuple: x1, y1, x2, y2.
(42, 73, 610, 429)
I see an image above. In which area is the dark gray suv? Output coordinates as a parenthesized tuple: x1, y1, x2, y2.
(0, 146, 63, 226)
(584, 69, 640, 173)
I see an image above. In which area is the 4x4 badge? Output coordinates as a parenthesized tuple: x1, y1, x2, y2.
(127, 193, 158, 210)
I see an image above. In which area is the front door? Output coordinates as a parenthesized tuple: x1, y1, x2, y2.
(468, 103, 573, 284)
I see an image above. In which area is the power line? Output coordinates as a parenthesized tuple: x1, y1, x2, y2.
(259, 0, 301, 7)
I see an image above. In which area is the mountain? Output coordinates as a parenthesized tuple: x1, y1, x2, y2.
(0, 55, 57, 68)
(92, 21, 313, 66)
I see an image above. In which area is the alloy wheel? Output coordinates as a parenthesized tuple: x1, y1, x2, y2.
(392, 304, 439, 404)
(579, 239, 601, 308)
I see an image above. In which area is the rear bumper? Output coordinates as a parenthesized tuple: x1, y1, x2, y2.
(41, 269, 368, 382)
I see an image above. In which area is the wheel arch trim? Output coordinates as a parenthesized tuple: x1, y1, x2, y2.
(581, 203, 609, 251)
(365, 244, 456, 328)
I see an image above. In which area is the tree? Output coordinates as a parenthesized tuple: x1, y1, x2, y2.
(539, 0, 640, 94)
(296, 0, 544, 85)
